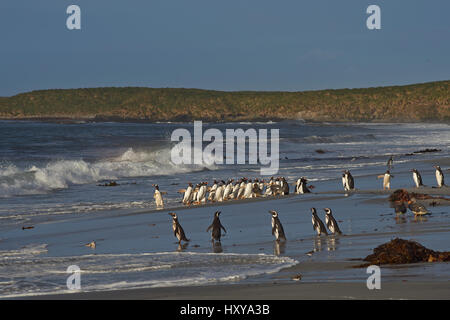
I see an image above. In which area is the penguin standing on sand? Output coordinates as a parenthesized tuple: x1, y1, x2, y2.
(296, 177, 311, 194)
(411, 169, 424, 188)
(378, 170, 393, 190)
(387, 156, 394, 170)
(152, 184, 164, 208)
(206, 211, 227, 242)
(168, 212, 190, 243)
(269, 210, 286, 242)
(343, 170, 355, 191)
(324, 208, 342, 235)
(311, 208, 328, 236)
(433, 165, 445, 188)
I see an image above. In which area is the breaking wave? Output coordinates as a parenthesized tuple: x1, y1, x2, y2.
(0, 147, 215, 197)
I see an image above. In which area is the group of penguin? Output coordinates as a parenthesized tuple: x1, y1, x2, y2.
(154, 164, 445, 210)
(169, 207, 342, 245)
(162, 161, 447, 245)
(152, 176, 312, 208)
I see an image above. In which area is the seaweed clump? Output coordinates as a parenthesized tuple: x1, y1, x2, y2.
(356, 238, 450, 267)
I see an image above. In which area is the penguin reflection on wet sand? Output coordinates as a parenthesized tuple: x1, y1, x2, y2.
(206, 211, 227, 242)
(269, 210, 286, 242)
(311, 208, 328, 236)
(324, 208, 342, 235)
(168, 212, 189, 244)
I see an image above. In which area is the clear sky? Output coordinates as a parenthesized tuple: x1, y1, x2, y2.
(0, 0, 449, 96)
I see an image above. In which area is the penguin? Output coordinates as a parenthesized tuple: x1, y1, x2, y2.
(222, 179, 234, 200)
(208, 180, 218, 201)
(237, 178, 246, 199)
(268, 210, 286, 242)
(407, 198, 429, 216)
(281, 177, 289, 195)
(378, 170, 393, 190)
(252, 179, 263, 197)
(168, 212, 189, 243)
(296, 177, 311, 194)
(196, 182, 208, 204)
(152, 184, 164, 207)
(181, 183, 194, 205)
(341, 173, 347, 191)
(433, 165, 445, 188)
(343, 170, 354, 191)
(264, 177, 274, 196)
(206, 211, 227, 242)
(230, 180, 240, 199)
(214, 182, 225, 202)
(387, 156, 394, 170)
(324, 208, 342, 235)
(411, 169, 424, 188)
(243, 179, 254, 198)
(311, 208, 328, 236)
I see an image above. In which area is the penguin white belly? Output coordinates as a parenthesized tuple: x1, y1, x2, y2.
(342, 177, 347, 191)
(413, 173, 420, 188)
(383, 175, 391, 189)
(154, 191, 164, 207)
(436, 171, 443, 187)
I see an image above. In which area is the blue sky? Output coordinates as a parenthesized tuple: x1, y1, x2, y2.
(0, 0, 449, 96)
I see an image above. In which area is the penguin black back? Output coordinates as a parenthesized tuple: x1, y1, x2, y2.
(311, 208, 328, 236)
(324, 208, 342, 235)
(269, 210, 286, 241)
(206, 211, 227, 242)
(169, 212, 189, 243)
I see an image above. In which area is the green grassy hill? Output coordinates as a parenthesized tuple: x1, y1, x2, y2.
(1, 81, 449, 122)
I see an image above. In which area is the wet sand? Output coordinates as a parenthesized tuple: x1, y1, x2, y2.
(23, 281, 450, 300)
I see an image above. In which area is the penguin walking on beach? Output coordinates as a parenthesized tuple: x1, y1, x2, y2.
(207, 180, 217, 201)
(152, 184, 164, 208)
(206, 211, 227, 242)
(269, 210, 286, 242)
(378, 170, 393, 190)
(295, 177, 311, 194)
(433, 165, 445, 188)
(343, 170, 355, 191)
(311, 208, 328, 236)
(324, 208, 342, 235)
(411, 169, 424, 188)
(214, 181, 225, 202)
(181, 183, 194, 205)
(387, 156, 394, 170)
(168, 212, 190, 243)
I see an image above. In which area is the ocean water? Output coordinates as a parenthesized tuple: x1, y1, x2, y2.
(0, 120, 449, 297)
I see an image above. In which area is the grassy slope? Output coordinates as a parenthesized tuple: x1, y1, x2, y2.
(0, 81, 449, 122)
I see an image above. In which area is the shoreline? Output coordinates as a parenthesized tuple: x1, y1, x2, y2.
(18, 280, 450, 300)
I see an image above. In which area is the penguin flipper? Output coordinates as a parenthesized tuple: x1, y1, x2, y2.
(206, 224, 212, 232)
